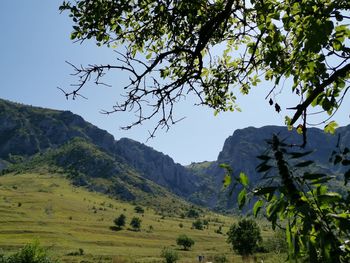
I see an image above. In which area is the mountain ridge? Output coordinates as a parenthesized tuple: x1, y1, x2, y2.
(1, 98, 349, 212)
(0, 98, 207, 210)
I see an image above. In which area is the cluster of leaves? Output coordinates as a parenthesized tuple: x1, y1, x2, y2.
(223, 135, 350, 262)
(60, 0, 350, 135)
(176, 234, 195, 251)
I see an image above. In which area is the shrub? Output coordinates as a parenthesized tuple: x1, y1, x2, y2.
(130, 217, 141, 231)
(134, 205, 144, 214)
(186, 208, 199, 218)
(192, 219, 204, 230)
(66, 248, 84, 256)
(3, 241, 58, 263)
(161, 247, 179, 263)
(114, 214, 126, 229)
(176, 234, 195, 250)
(213, 254, 228, 263)
(227, 218, 262, 256)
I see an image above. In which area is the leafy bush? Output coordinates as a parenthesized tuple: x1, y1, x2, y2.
(192, 219, 203, 230)
(213, 254, 228, 263)
(129, 217, 141, 231)
(134, 205, 144, 214)
(176, 234, 195, 250)
(114, 214, 126, 229)
(186, 208, 199, 218)
(226, 218, 262, 256)
(161, 247, 179, 263)
(1, 241, 58, 263)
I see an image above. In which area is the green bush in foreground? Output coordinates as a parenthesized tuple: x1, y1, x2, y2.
(0, 241, 58, 263)
(161, 247, 179, 263)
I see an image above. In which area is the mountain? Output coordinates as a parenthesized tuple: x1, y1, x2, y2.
(0, 98, 205, 211)
(1, 98, 349, 212)
(194, 125, 350, 211)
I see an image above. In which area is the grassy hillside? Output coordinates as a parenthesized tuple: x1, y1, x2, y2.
(0, 173, 283, 263)
(3, 138, 197, 214)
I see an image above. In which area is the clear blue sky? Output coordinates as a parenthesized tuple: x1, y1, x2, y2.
(1, 1, 349, 165)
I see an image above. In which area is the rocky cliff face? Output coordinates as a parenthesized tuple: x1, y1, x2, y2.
(115, 138, 201, 197)
(196, 125, 350, 210)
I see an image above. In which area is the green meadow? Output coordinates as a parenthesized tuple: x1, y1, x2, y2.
(0, 173, 284, 263)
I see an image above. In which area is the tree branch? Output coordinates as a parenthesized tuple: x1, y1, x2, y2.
(290, 63, 350, 125)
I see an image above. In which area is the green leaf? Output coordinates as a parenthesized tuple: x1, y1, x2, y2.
(302, 173, 326, 180)
(310, 176, 335, 185)
(295, 160, 313, 167)
(219, 163, 232, 174)
(222, 174, 231, 188)
(334, 155, 342, 165)
(146, 53, 152, 59)
(253, 200, 263, 217)
(256, 163, 273, 173)
(324, 121, 339, 134)
(318, 192, 342, 203)
(288, 151, 313, 159)
(239, 172, 249, 186)
(256, 155, 270, 161)
(238, 188, 247, 210)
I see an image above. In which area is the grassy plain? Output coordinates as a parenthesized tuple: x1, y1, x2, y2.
(0, 173, 284, 263)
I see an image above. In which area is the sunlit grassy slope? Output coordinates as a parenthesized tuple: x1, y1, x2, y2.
(0, 173, 283, 263)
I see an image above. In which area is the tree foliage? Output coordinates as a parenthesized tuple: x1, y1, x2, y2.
(226, 218, 262, 256)
(223, 135, 350, 262)
(114, 213, 126, 229)
(60, 0, 350, 136)
(130, 216, 142, 231)
(192, 219, 204, 230)
(176, 234, 195, 250)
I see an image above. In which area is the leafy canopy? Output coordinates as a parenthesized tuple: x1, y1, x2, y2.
(60, 0, 350, 135)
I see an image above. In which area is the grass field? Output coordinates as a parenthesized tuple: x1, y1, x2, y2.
(0, 173, 285, 263)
